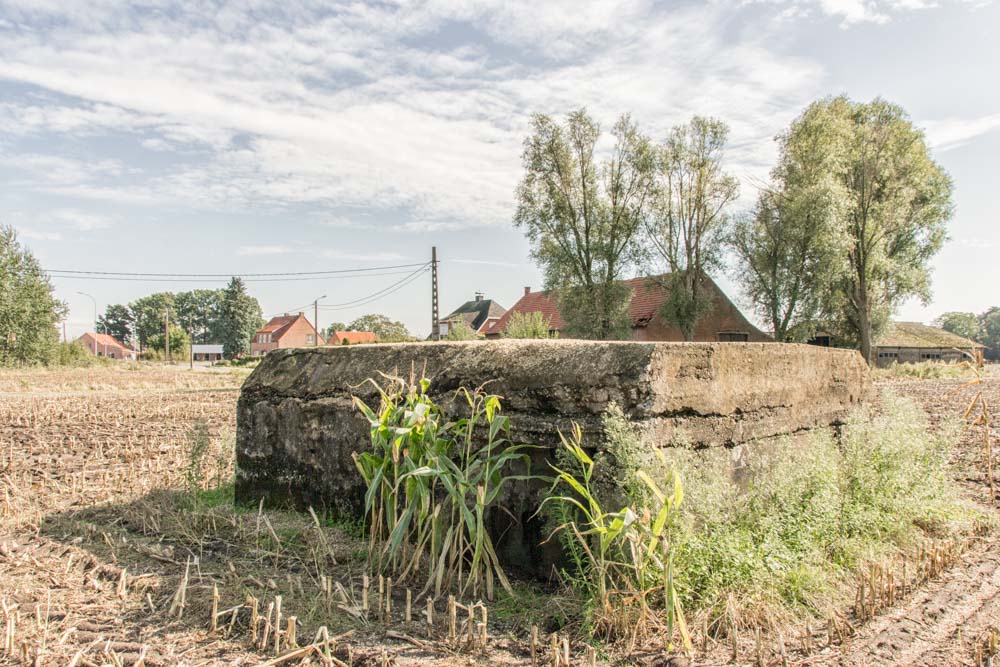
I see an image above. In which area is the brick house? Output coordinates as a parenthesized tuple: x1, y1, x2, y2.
(251, 313, 325, 356)
(484, 274, 770, 342)
(78, 332, 136, 360)
(439, 292, 506, 336)
(328, 331, 378, 345)
(873, 321, 984, 368)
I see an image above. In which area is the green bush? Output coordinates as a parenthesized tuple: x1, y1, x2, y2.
(52, 341, 112, 367)
(503, 311, 553, 339)
(581, 391, 977, 630)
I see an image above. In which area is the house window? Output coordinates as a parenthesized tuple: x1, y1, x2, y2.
(809, 335, 831, 347)
(717, 332, 749, 342)
(306, 334, 314, 344)
(878, 351, 898, 359)
(920, 352, 942, 360)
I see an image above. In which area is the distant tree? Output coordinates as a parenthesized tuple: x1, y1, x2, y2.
(130, 292, 175, 352)
(175, 289, 224, 344)
(219, 278, 263, 359)
(146, 325, 190, 359)
(503, 311, 553, 339)
(323, 322, 348, 339)
(98, 304, 135, 346)
(515, 109, 657, 339)
(800, 97, 953, 362)
(0, 225, 66, 365)
(347, 314, 411, 342)
(443, 319, 478, 341)
(648, 116, 739, 341)
(980, 307, 1000, 360)
(729, 109, 846, 342)
(935, 312, 982, 342)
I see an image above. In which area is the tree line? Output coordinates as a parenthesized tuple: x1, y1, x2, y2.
(937, 309, 1000, 360)
(515, 95, 954, 362)
(323, 314, 413, 342)
(99, 279, 264, 358)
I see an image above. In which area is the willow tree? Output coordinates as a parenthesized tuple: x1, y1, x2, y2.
(515, 109, 657, 339)
(818, 97, 952, 361)
(648, 117, 739, 340)
(729, 102, 847, 342)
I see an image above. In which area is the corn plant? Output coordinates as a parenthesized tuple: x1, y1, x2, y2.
(540, 424, 691, 650)
(352, 374, 532, 600)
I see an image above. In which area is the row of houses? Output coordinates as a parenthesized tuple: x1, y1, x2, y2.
(438, 275, 983, 367)
(76, 276, 984, 367)
(249, 312, 377, 356)
(77, 332, 226, 362)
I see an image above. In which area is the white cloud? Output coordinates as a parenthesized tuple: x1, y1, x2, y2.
(923, 113, 1000, 151)
(0, 0, 982, 226)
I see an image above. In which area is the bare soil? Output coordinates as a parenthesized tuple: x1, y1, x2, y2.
(1, 364, 998, 666)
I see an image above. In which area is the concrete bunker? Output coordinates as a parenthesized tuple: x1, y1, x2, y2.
(236, 340, 871, 569)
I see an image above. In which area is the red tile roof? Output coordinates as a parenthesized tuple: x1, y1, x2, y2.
(258, 314, 301, 338)
(257, 313, 325, 343)
(487, 276, 674, 335)
(330, 331, 377, 345)
(83, 332, 133, 351)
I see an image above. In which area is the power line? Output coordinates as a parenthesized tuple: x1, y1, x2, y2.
(319, 265, 430, 311)
(43, 262, 429, 278)
(46, 268, 425, 283)
(268, 264, 430, 318)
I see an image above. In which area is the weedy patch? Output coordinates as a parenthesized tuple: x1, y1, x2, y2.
(352, 374, 533, 601)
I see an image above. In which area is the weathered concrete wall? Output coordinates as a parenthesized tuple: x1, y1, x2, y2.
(236, 340, 870, 566)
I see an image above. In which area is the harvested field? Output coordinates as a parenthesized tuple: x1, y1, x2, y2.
(1, 364, 998, 666)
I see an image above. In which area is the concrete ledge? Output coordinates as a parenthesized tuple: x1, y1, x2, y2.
(236, 341, 869, 519)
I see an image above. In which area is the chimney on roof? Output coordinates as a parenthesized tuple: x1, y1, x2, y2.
(475, 292, 484, 302)
(524, 286, 531, 296)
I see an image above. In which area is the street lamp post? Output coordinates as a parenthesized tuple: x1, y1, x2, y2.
(313, 295, 327, 346)
(77, 291, 107, 358)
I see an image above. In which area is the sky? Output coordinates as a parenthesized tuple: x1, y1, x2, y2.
(1, 0, 998, 339)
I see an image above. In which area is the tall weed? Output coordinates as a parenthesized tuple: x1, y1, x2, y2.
(352, 375, 532, 600)
(541, 423, 691, 649)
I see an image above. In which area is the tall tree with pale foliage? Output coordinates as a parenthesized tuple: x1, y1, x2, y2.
(515, 109, 658, 340)
(647, 116, 739, 340)
(814, 97, 952, 362)
(729, 103, 846, 342)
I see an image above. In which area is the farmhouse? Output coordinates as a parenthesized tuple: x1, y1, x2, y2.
(439, 292, 506, 336)
(250, 313, 325, 356)
(77, 332, 135, 360)
(874, 321, 984, 367)
(485, 274, 770, 342)
(191, 344, 224, 362)
(328, 331, 377, 345)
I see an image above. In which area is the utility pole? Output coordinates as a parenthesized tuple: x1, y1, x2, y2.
(431, 246, 440, 341)
(189, 329, 194, 369)
(165, 308, 171, 363)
